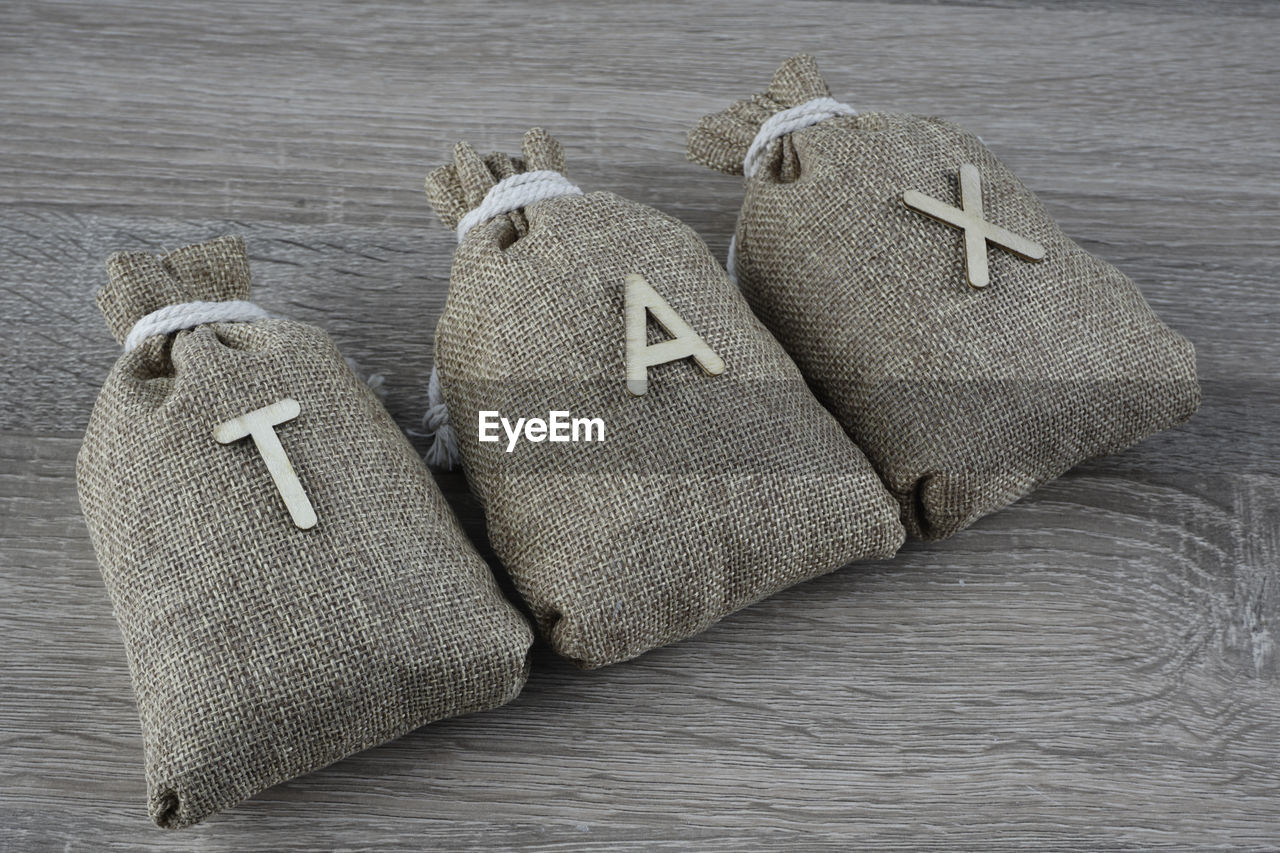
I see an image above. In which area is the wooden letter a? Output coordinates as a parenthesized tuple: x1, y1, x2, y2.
(624, 273, 725, 397)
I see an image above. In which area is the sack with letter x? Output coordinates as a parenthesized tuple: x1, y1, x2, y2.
(688, 54, 1200, 540)
(76, 236, 533, 829)
(422, 128, 904, 669)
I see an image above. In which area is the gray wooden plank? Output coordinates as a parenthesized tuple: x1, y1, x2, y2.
(0, 214, 451, 439)
(1, 0, 1278, 849)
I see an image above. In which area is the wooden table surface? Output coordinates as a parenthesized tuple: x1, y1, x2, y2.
(2, 1, 1277, 849)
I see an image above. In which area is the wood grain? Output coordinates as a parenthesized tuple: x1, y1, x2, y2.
(1, 0, 1278, 849)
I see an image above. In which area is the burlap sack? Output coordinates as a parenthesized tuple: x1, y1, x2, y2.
(77, 236, 533, 829)
(423, 128, 904, 670)
(688, 55, 1200, 540)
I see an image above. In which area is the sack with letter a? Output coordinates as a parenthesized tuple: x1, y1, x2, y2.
(422, 128, 904, 669)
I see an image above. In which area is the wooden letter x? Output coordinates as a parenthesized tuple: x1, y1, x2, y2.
(624, 273, 725, 396)
(214, 398, 317, 530)
(903, 163, 1046, 289)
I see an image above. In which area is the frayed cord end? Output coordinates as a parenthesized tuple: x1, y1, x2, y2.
(423, 364, 461, 471)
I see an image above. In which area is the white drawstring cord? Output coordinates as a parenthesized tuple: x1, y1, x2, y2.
(422, 364, 460, 470)
(123, 300, 268, 352)
(728, 96, 858, 283)
(454, 170, 582, 243)
(741, 96, 857, 179)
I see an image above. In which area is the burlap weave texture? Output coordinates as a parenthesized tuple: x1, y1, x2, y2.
(425, 129, 905, 669)
(77, 236, 533, 829)
(688, 55, 1200, 540)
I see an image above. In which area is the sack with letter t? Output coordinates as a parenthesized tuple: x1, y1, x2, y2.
(77, 236, 533, 828)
